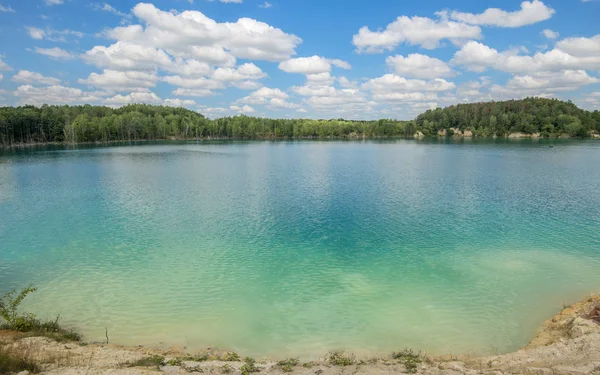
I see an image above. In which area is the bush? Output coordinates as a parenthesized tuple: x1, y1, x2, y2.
(277, 358, 299, 372)
(0, 286, 81, 342)
(391, 349, 423, 374)
(240, 357, 260, 375)
(327, 352, 356, 366)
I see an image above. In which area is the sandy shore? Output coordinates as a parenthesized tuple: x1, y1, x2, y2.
(1, 295, 599, 375)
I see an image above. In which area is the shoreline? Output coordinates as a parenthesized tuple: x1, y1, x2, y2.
(2, 294, 598, 375)
(1, 133, 597, 150)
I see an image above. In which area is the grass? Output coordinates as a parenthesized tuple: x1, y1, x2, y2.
(221, 352, 240, 362)
(0, 286, 81, 343)
(127, 355, 165, 369)
(0, 347, 40, 374)
(391, 349, 424, 374)
(277, 358, 299, 372)
(240, 357, 260, 375)
(327, 351, 356, 366)
(221, 364, 234, 373)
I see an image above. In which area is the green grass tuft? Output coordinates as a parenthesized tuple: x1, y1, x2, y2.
(240, 357, 260, 375)
(277, 358, 299, 372)
(327, 352, 356, 366)
(221, 352, 240, 362)
(127, 355, 165, 368)
(391, 349, 423, 374)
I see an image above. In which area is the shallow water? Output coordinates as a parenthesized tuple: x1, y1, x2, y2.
(1, 139, 599, 358)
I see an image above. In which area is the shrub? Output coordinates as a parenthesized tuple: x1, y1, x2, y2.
(240, 357, 260, 375)
(391, 349, 423, 374)
(0, 347, 40, 374)
(327, 352, 355, 366)
(277, 358, 299, 372)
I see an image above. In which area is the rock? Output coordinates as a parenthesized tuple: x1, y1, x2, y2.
(17, 371, 30, 375)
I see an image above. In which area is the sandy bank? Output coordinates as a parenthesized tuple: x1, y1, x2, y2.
(1, 295, 599, 375)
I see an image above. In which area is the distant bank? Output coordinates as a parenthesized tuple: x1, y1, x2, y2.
(1, 97, 599, 147)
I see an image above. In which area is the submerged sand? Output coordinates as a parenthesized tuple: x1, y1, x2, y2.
(1, 295, 599, 375)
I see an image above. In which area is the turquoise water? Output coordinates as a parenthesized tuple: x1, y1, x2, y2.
(1, 140, 600, 358)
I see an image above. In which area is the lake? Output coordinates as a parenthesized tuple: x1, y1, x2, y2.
(1, 139, 599, 358)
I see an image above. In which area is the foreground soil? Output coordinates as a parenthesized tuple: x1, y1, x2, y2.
(1, 296, 599, 375)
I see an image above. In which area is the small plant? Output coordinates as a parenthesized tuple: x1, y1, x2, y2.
(277, 358, 299, 372)
(0, 286, 37, 328)
(221, 364, 234, 373)
(391, 350, 423, 374)
(221, 352, 240, 362)
(240, 357, 260, 375)
(186, 353, 209, 362)
(166, 358, 183, 366)
(327, 351, 356, 366)
(302, 362, 314, 368)
(0, 286, 81, 342)
(0, 347, 40, 374)
(128, 355, 165, 368)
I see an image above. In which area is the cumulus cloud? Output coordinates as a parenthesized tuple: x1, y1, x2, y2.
(386, 54, 454, 79)
(353, 15, 481, 52)
(93, 3, 131, 18)
(445, 0, 555, 28)
(34, 47, 75, 60)
(105, 91, 162, 105)
(238, 87, 299, 108)
(84, 41, 173, 71)
(99, 2, 301, 62)
(362, 74, 455, 103)
(278, 55, 351, 74)
(14, 85, 108, 105)
(78, 70, 158, 92)
(230, 105, 255, 114)
(44, 0, 63, 5)
(542, 29, 559, 39)
(12, 70, 61, 85)
(452, 38, 600, 73)
(172, 88, 214, 97)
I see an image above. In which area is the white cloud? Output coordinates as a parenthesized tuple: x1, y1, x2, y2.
(34, 47, 75, 60)
(44, 0, 63, 5)
(25, 27, 83, 42)
(162, 76, 224, 90)
(100, 2, 302, 62)
(212, 63, 267, 82)
(446, 0, 555, 28)
(93, 3, 131, 18)
(12, 70, 61, 85)
(0, 58, 10, 71)
(542, 29, 559, 39)
(279, 55, 352, 74)
(386, 54, 454, 79)
(452, 38, 600, 73)
(230, 105, 255, 114)
(0, 73, 3, 82)
(105, 91, 162, 105)
(503, 70, 598, 92)
(164, 98, 196, 107)
(85, 41, 174, 71)
(172, 88, 214, 97)
(259, 2, 272, 8)
(78, 70, 158, 92)
(163, 58, 212, 77)
(14, 85, 108, 105)
(353, 15, 481, 53)
(0, 4, 15, 12)
(26, 26, 45, 40)
(238, 87, 299, 108)
(362, 74, 455, 103)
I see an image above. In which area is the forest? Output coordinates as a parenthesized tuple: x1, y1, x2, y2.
(0, 98, 599, 146)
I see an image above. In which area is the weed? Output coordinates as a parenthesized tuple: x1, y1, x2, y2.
(277, 357, 299, 372)
(327, 351, 356, 366)
(221, 352, 240, 362)
(186, 354, 209, 362)
(0, 287, 81, 342)
(391, 350, 423, 374)
(127, 355, 165, 368)
(0, 347, 40, 374)
(221, 364, 234, 373)
(302, 362, 314, 368)
(241, 357, 260, 375)
(166, 358, 183, 366)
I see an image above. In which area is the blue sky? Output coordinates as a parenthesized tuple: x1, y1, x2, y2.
(0, 0, 598, 119)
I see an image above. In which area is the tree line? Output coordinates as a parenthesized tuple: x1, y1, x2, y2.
(0, 98, 599, 146)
